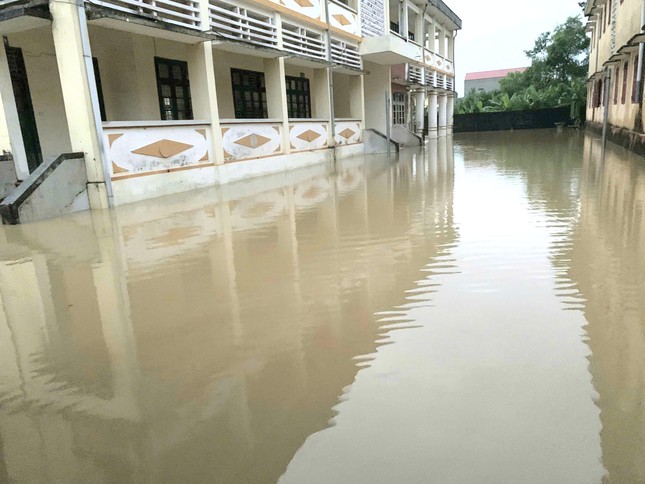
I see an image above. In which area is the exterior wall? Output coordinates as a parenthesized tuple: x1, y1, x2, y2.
(213, 50, 267, 120)
(464, 77, 503, 93)
(586, 0, 645, 139)
(89, 27, 199, 121)
(363, 61, 391, 133)
(5, 28, 72, 164)
(333, 73, 353, 118)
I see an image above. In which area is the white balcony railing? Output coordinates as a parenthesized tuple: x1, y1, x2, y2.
(330, 37, 361, 69)
(407, 65, 423, 85)
(282, 22, 327, 61)
(102, 120, 213, 178)
(445, 77, 454, 91)
(424, 68, 434, 87)
(209, 0, 278, 48)
(220, 119, 283, 162)
(289, 120, 329, 152)
(87, 0, 201, 29)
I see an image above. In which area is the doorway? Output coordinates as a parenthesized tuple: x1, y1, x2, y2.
(6, 44, 42, 173)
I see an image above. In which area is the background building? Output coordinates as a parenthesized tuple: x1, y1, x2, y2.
(585, 0, 645, 155)
(463, 67, 527, 94)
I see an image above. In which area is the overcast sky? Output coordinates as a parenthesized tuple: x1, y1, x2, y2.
(449, 0, 585, 96)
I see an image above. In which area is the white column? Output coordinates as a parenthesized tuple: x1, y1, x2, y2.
(448, 30, 455, 61)
(313, 68, 333, 146)
(414, 91, 425, 136)
(264, 57, 290, 154)
(0, 47, 29, 179)
(189, 42, 224, 165)
(51, 0, 109, 209)
(447, 95, 454, 135)
(427, 92, 438, 139)
(438, 94, 447, 137)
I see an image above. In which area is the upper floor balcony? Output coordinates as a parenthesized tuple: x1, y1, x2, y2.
(0, 0, 362, 69)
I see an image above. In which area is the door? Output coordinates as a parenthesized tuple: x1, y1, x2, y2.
(6, 45, 42, 172)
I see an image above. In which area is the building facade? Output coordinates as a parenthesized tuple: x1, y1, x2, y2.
(0, 0, 460, 213)
(585, 0, 645, 154)
(464, 67, 527, 94)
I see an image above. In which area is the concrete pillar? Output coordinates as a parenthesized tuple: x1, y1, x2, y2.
(427, 92, 438, 139)
(438, 27, 445, 57)
(438, 94, 447, 137)
(363, 61, 391, 134)
(414, 91, 425, 136)
(448, 31, 455, 61)
(189, 42, 223, 164)
(313, 68, 333, 146)
(0, 47, 29, 179)
(50, 0, 109, 209)
(447, 95, 454, 135)
(264, 57, 290, 154)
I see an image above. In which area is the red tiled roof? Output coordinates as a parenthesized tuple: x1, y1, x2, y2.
(465, 67, 528, 81)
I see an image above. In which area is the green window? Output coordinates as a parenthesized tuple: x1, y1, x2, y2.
(286, 76, 311, 119)
(155, 57, 193, 121)
(231, 68, 268, 119)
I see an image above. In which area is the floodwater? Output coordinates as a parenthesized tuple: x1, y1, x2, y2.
(0, 131, 643, 484)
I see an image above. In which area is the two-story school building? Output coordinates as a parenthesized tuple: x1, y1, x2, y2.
(0, 0, 460, 217)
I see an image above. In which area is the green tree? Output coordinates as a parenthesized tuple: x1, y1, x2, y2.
(458, 16, 590, 115)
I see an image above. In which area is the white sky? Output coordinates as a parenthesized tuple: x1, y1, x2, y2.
(449, 0, 585, 96)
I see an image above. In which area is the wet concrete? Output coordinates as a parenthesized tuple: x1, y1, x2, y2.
(0, 131, 643, 483)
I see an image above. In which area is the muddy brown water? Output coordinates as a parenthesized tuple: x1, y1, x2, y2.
(0, 131, 643, 483)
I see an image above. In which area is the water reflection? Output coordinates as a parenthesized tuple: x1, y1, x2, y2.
(572, 137, 645, 484)
(0, 145, 456, 483)
(1, 131, 644, 483)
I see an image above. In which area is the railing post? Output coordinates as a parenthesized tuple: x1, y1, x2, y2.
(198, 0, 210, 31)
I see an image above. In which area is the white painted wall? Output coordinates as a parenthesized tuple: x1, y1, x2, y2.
(363, 61, 391, 133)
(6, 28, 72, 164)
(213, 50, 266, 119)
(89, 27, 197, 121)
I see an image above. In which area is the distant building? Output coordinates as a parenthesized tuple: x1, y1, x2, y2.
(464, 68, 528, 93)
(585, 0, 645, 156)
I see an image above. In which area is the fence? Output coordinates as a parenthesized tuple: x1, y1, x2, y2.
(454, 107, 571, 133)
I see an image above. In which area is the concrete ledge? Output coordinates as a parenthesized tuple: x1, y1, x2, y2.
(363, 129, 400, 154)
(391, 126, 422, 147)
(0, 152, 86, 225)
(587, 121, 645, 159)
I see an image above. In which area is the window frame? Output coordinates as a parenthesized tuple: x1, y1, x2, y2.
(285, 75, 312, 119)
(392, 91, 406, 126)
(632, 57, 639, 103)
(154, 57, 193, 121)
(622, 61, 628, 104)
(231, 68, 268, 119)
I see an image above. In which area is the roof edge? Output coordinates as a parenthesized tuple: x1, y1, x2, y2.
(428, 0, 462, 30)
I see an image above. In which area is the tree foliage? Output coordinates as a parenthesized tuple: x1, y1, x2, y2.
(456, 16, 590, 116)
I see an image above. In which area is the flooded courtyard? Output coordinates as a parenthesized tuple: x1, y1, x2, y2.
(0, 130, 643, 483)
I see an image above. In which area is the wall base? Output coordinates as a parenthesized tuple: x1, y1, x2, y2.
(586, 121, 645, 159)
(110, 146, 370, 206)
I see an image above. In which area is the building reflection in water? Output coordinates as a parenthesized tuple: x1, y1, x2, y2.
(572, 137, 645, 484)
(0, 141, 456, 483)
(456, 131, 645, 483)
